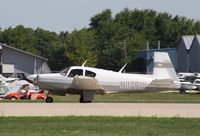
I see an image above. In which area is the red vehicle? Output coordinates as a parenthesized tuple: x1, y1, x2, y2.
(5, 92, 21, 100)
(5, 89, 46, 101)
(30, 92, 47, 100)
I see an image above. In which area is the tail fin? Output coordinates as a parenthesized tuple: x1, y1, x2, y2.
(153, 52, 179, 82)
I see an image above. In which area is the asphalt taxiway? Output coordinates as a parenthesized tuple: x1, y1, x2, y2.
(0, 103, 200, 117)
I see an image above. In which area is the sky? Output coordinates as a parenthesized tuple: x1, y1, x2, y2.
(0, 0, 199, 33)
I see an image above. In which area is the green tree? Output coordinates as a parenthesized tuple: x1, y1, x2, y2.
(64, 29, 97, 67)
(90, 9, 147, 70)
(0, 27, 2, 42)
(1, 25, 38, 54)
(1, 8, 200, 72)
(34, 28, 63, 71)
(194, 21, 200, 34)
(155, 13, 173, 42)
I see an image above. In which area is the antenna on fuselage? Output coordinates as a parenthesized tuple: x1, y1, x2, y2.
(118, 63, 127, 73)
(81, 60, 88, 67)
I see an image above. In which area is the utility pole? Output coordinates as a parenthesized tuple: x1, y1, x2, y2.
(146, 42, 149, 50)
(123, 40, 127, 62)
(158, 41, 160, 49)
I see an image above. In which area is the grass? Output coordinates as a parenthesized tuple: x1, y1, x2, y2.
(1, 92, 200, 103)
(94, 92, 200, 103)
(0, 116, 200, 136)
(51, 92, 200, 103)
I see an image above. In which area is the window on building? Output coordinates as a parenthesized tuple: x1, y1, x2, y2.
(3, 73, 12, 78)
(17, 73, 25, 79)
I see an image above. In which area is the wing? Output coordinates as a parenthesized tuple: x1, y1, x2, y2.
(70, 76, 103, 91)
(70, 76, 104, 102)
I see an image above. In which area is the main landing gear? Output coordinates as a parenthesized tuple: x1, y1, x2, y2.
(79, 94, 91, 103)
(179, 89, 186, 94)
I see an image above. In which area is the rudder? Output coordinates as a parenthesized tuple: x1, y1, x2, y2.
(153, 52, 179, 82)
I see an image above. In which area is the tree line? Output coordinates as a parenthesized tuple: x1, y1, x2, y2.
(0, 8, 200, 71)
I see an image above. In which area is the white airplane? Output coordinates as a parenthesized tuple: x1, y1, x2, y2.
(26, 52, 181, 103)
(178, 72, 200, 82)
(178, 73, 200, 93)
(0, 75, 19, 87)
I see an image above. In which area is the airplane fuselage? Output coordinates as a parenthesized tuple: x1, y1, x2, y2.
(26, 52, 181, 103)
(28, 66, 179, 95)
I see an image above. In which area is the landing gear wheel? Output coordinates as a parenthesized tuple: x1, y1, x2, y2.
(45, 97, 53, 103)
(179, 89, 186, 94)
(79, 94, 91, 103)
(79, 94, 84, 103)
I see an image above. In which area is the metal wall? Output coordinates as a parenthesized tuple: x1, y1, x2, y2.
(135, 36, 200, 74)
(177, 36, 194, 72)
(177, 39, 190, 72)
(190, 36, 200, 72)
(2, 46, 51, 77)
(136, 48, 177, 74)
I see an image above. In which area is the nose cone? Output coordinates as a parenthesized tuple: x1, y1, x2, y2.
(26, 74, 38, 82)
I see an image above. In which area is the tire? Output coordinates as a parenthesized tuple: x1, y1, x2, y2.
(79, 94, 91, 103)
(179, 89, 186, 94)
(11, 96, 17, 100)
(79, 94, 84, 103)
(45, 97, 53, 103)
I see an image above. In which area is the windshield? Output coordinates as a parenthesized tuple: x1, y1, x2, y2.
(59, 67, 70, 76)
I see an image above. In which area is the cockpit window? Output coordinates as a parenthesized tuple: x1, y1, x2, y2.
(60, 67, 70, 76)
(68, 69, 83, 77)
(85, 70, 96, 78)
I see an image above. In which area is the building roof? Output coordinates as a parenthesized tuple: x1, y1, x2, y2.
(181, 35, 194, 50)
(0, 43, 48, 61)
(136, 47, 177, 52)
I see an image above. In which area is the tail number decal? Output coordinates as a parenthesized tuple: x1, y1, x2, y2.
(120, 81, 146, 89)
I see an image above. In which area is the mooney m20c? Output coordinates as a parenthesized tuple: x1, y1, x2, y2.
(27, 52, 181, 103)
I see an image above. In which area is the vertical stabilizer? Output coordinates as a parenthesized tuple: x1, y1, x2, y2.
(153, 52, 179, 82)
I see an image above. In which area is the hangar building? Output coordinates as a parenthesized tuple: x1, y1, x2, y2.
(177, 35, 200, 73)
(189, 36, 200, 72)
(0, 43, 51, 78)
(177, 35, 194, 72)
(136, 35, 200, 74)
(136, 48, 177, 74)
